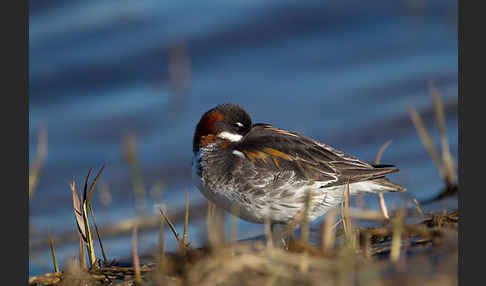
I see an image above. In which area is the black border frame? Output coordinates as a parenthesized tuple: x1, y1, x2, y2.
(7, 0, 29, 284)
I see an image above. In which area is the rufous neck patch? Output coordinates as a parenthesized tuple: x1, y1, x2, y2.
(193, 111, 227, 152)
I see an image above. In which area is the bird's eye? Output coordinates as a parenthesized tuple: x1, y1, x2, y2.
(234, 122, 244, 129)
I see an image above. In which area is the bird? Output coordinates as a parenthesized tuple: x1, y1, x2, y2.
(192, 103, 405, 230)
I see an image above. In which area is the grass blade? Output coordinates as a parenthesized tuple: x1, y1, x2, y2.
(342, 177, 355, 248)
(79, 233, 86, 270)
(82, 168, 93, 203)
(409, 107, 445, 181)
(86, 164, 105, 206)
(375, 140, 392, 219)
(300, 191, 312, 245)
(89, 206, 109, 265)
(29, 128, 47, 200)
(159, 208, 181, 243)
(390, 211, 405, 262)
(157, 215, 166, 262)
(123, 135, 147, 214)
(155, 216, 167, 285)
(159, 208, 180, 241)
(374, 140, 392, 165)
(429, 82, 447, 139)
(430, 82, 457, 186)
(82, 201, 96, 268)
(84, 165, 109, 265)
(48, 228, 59, 273)
(377, 193, 390, 220)
(70, 178, 87, 242)
(81, 171, 96, 268)
(132, 226, 142, 285)
(413, 199, 425, 219)
(321, 209, 337, 254)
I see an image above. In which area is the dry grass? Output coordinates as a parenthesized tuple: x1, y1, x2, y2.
(47, 228, 59, 274)
(131, 226, 142, 285)
(29, 128, 47, 200)
(30, 161, 458, 286)
(123, 134, 148, 215)
(374, 140, 392, 219)
(409, 81, 457, 204)
(29, 88, 457, 286)
(29, 207, 458, 286)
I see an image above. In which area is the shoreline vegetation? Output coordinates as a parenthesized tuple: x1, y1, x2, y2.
(29, 85, 458, 286)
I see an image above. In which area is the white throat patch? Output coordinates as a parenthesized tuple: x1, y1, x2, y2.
(217, 131, 243, 142)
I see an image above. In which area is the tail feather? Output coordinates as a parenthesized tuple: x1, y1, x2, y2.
(370, 177, 406, 192)
(372, 164, 397, 169)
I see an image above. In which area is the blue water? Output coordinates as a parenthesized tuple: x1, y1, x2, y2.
(29, 0, 457, 276)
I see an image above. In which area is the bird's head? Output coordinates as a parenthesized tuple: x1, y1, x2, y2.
(193, 103, 252, 153)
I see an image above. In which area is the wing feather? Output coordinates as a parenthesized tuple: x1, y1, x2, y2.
(233, 124, 399, 187)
